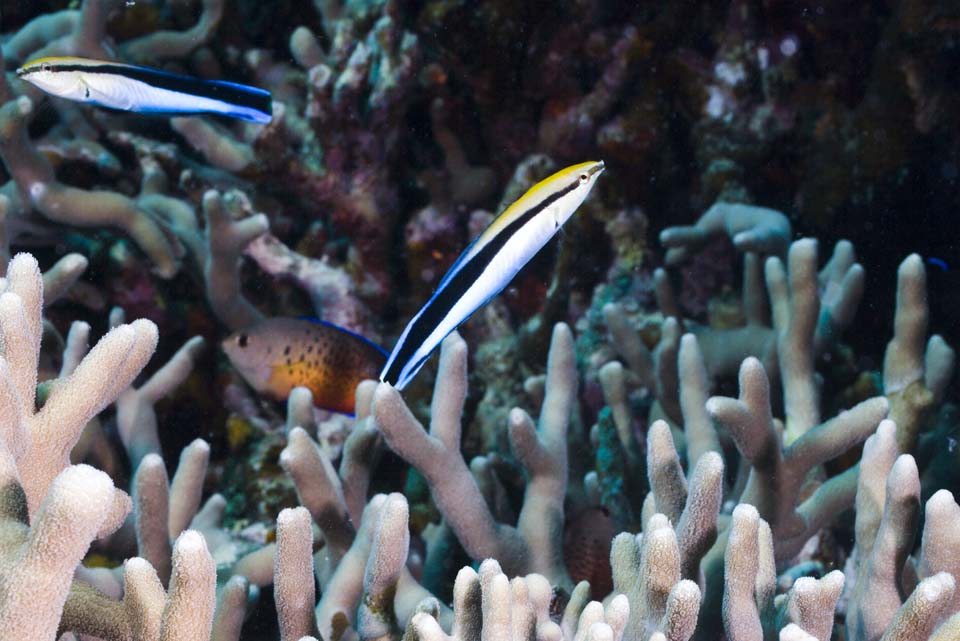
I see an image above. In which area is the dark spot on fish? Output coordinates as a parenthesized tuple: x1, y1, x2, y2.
(284, 345, 291, 356)
(307, 345, 313, 354)
(286, 358, 292, 366)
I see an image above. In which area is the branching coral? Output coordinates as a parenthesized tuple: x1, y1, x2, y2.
(408, 559, 628, 641)
(0, 252, 214, 641)
(173, 0, 423, 301)
(278, 383, 441, 639)
(3, 0, 223, 65)
(581, 236, 954, 640)
(882, 254, 955, 452)
(201, 189, 270, 332)
(707, 355, 888, 559)
(845, 420, 960, 641)
(598, 239, 888, 565)
(61, 530, 219, 641)
(611, 513, 703, 641)
(641, 421, 723, 582)
(0, 254, 155, 518)
(0, 464, 122, 639)
(373, 324, 575, 586)
(603, 233, 865, 394)
(719, 502, 847, 641)
(0, 91, 183, 277)
(660, 202, 792, 266)
(0, 2, 956, 641)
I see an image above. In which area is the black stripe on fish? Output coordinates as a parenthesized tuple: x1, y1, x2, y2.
(47, 62, 272, 119)
(381, 177, 581, 387)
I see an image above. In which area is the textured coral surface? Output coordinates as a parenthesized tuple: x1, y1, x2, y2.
(0, 1, 958, 640)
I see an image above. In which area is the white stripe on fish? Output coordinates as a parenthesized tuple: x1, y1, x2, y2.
(17, 56, 272, 123)
(380, 160, 605, 390)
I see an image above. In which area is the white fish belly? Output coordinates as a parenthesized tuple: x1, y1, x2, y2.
(85, 74, 255, 119)
(404, 213, 558, 380)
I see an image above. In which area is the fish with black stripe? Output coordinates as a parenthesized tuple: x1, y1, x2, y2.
(16, 56, 272, 123)
(380, 160, 605, 390)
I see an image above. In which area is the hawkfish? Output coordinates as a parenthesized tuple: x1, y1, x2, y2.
(223, 317, 386, 415)
(380, 160, 605, 390)
(17, 56, 272, 123)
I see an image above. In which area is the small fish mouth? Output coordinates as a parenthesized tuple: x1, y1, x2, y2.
(589, 160, 605, 176)
(15, 67, 26, 77)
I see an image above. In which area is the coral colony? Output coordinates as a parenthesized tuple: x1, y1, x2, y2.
(0, 1, 958, 641)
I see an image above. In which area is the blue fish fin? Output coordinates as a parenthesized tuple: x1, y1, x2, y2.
(298, 316, 389, 357)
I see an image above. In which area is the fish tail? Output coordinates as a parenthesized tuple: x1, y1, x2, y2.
(206, 78, 272, 122)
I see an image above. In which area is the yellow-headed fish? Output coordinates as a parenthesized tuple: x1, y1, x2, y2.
(380, 160, 605, 390)
(17, 56, 272, 123)
(223, 317, 386, 414)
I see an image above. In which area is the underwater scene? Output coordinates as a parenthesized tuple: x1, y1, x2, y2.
(0, 0, 959, 639)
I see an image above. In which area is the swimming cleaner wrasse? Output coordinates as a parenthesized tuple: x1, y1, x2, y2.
(16, 57, 272, 123)
(223, 317, 387, 415)
(380, 160, 605, 390)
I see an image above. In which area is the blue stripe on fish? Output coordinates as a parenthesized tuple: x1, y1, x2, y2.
(380, 160, 605, 390)
(17, 56, 272, 123)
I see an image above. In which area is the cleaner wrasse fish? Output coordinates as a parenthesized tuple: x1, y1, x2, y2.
(223, 317, 387, 414)
(17, 56, 272, 123)
(380, 160, 605, 390)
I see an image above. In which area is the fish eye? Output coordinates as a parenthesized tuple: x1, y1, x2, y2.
(579, 173, 589, 184)
(40, 63, 50, 72)
(238, 334, 248, 348)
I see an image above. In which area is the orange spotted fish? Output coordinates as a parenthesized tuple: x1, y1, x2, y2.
(223, 317, 387, 414)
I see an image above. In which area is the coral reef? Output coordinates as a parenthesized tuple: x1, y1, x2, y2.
(0, 1, 958, 640)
